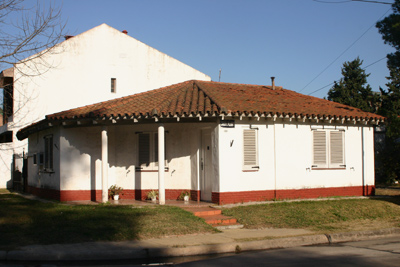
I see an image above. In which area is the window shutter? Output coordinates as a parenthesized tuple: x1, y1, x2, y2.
(49, 136, 53, 170)
(313, 131, 326, 167)
(44, 135, 53, 170)
(44, 137, 49, 169)
(138, 133, 150, 167)
(330, 131, 344, 166)
(111, 78, 116, 93)
(243, 129, 257, 169)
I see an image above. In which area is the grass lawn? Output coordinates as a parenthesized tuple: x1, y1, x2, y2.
(0, 190, 216, 250)
(222, 194, 400, 233)
(1, 187, 400, 250)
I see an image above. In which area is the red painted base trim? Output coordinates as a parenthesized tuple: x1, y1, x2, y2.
(27, 186, 194, 202)
(27, 186, 60, 201)
(27, 186, 375, 204)
(190, 190, 200, 201)
(213, 186, 375, 205)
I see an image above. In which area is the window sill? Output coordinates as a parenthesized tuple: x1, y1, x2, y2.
(136, 169, 169, 172)
(40, 169, 55, 174)
(242, 170, 259, 172)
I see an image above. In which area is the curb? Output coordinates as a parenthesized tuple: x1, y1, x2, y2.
(326, 227, 400, 243)
(2, 228, 400, 262)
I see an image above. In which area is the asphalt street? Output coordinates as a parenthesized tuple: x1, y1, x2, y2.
(1, 236, 399, 266)
(177, 236, 400, 267)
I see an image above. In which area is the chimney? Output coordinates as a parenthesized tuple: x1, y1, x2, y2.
(122, 30, 128, 34)
(271, 77, 275, 90)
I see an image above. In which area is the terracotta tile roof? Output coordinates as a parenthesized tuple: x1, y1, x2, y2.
(46, 80, 384, 121)
(17, 80, 385, 140)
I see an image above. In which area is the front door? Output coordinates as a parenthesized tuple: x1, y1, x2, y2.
(200, 130, 212, 201)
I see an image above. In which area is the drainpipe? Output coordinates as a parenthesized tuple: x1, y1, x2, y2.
(273, 123, 277, 199)
(361, 127, 365, 196)
(101, 127, 108, 203)
(158, 123, 165, 205)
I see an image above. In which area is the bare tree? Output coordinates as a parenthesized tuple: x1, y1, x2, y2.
(0, 0, 66, 189)
(0, 0, 66, 123)
(0, 0, 65, 70)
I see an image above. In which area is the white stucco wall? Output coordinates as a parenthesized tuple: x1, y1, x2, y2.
(218, 119, 375, 193)
(56, 122, 216, 192)
(0, 23, 211, 188)
(26, 117, 375, 200)
(27, 127, 61, 190)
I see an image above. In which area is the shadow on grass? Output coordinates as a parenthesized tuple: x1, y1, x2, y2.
(370, 195, 400, 206)
(0, 192, 213, 250)
(0, 194, 141, 249)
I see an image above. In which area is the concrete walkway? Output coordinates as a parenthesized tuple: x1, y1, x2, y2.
(1, 227, 400, 262)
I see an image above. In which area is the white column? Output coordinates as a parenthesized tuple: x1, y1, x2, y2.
(158, 124, 165, 205)
(101, 127, 108, 203)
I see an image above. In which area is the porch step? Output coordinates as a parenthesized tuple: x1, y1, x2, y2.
(183, 207, 221, 216)
(213, 223, 244, 230)
(200, 214, 237, 225)
(182, 206, 242, 229)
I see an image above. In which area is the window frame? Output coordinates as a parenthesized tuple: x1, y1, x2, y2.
(312, 129, 345, 169)
(136, 132, 168, 171)
(243, 128, 259, 171)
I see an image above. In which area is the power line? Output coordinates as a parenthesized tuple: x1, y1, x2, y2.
(299, 7, 392, 93)
(313, 0, 393, 4)
(352, 0, 393, 4)
(307, 56, 387, 96)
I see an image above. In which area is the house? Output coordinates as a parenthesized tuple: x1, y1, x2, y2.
(16, 80, 384, 205)
(0, 23, 211, 189)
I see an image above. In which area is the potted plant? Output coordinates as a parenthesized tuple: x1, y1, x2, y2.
(178, 191, 190, 202)
(109, 185, 123, 200)
(147, 190, 158, 202)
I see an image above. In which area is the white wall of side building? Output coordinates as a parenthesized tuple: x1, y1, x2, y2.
(0, 23, 211, 188)
(217, 120, 375, 195)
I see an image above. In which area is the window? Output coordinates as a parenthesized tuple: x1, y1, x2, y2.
(44, 135, 53, 171)
(313, 130, 345, 169)
(0, 131, 12, 143)
(111, 78, 116, 93)
(137, 132, 167, 170)
(243, 129, 258, 170)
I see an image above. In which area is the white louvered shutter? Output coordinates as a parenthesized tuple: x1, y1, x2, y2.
(138, 133, 150, 168)
(330, 131, 344, 167)
(243, 129, 258, 169)
(313, 131, 327, 167)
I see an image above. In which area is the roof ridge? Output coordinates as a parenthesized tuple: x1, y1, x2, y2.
(193, 81, 223, 112)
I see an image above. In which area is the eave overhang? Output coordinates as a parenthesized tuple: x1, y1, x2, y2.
(16, 110, 385, 141)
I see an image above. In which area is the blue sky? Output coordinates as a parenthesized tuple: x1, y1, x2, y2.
(27, 0, 398, 99)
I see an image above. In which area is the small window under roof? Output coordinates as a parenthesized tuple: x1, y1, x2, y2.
(111, 78, 116, 93)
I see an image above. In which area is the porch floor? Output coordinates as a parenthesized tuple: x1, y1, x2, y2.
(64, 199, 215, 207)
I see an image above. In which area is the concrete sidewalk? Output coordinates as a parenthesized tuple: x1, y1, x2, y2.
(1, 227, 400, 262)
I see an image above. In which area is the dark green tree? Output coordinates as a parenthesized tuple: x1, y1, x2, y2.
(376, 0, 400, 73)
(327, 57, 378, 113)
(375, 0, 400, 184)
